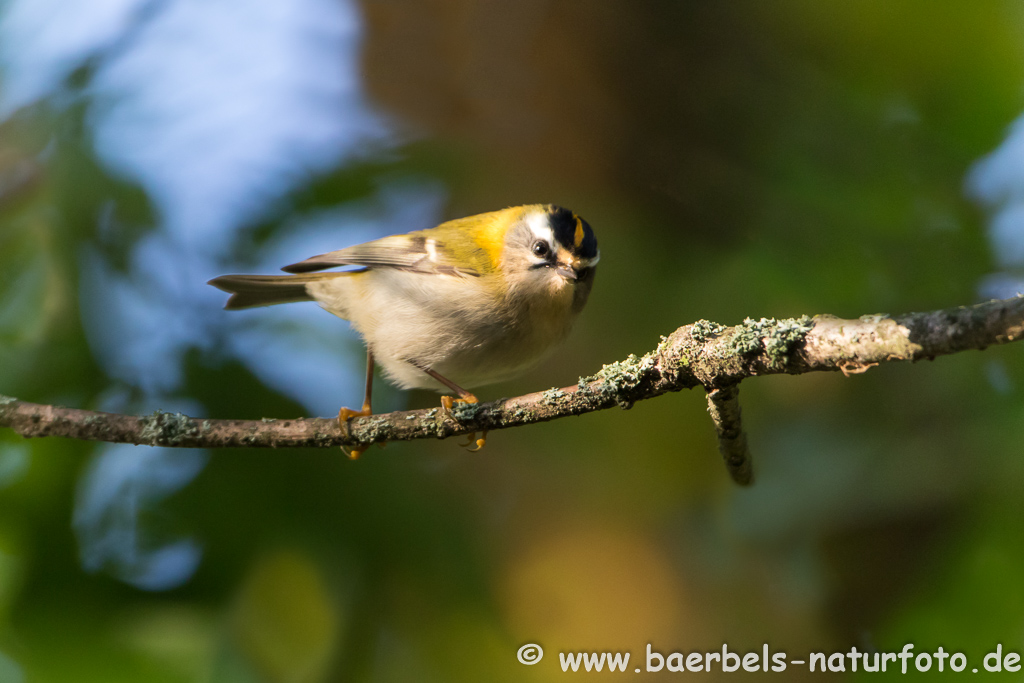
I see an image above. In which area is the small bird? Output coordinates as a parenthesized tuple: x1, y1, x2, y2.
(209, 204, 599, 457)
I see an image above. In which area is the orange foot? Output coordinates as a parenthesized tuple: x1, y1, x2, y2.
(338, 405, 372, 460)
(460, 430, 488, 452)
(440, 394, 477, 414)
(440, 395, 487, 452)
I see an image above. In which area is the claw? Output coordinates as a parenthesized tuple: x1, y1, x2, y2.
(340, 443, 366, 460)
(437, 391, 485, 452)
(338, 406, 371, 421)
(338, 404, 372, 460)
(441, 393, 478, 419)
(461, 430, 488, 452)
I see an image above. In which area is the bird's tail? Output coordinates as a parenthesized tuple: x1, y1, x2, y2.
(208, 272, 349, 310)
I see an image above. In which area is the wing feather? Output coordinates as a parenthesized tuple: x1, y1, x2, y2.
(282, 231, 481, 277)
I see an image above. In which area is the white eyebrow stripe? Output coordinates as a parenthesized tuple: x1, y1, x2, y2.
(525, 210, 554, 245)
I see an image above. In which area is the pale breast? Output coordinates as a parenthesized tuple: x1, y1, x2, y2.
(306, 268, 580, 392)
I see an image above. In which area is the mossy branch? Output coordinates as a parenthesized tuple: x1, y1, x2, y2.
(1, 296, 1022, 484)
(706, 385, 752, 485)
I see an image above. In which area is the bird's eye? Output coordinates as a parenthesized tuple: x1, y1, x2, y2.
(532, 240, 550, 258)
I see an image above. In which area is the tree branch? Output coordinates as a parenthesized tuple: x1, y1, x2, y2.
(706, 385, 752, 485)
(2, 297, 1022, 477)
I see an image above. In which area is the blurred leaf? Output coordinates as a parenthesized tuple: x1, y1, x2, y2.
(231, 550, 343, 683)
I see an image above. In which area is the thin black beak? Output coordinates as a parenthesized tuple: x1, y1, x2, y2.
(555, 264, 578, 281)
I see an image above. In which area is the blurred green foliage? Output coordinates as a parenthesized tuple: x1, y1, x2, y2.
(1, 1, 1024, 681)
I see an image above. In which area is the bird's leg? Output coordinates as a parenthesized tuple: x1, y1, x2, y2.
(421, 367, 477, 409)
(421, 367, 488, 452)
(339, 350, 375, 459)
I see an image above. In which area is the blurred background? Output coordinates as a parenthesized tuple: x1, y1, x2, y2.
(1, 0, 1024, 680)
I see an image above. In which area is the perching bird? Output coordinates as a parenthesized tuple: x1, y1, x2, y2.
(209, 204, 599, 457)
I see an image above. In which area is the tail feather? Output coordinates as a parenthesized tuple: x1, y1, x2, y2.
(208, 273, 345, 310)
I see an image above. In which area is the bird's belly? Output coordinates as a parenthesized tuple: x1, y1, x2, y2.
(375, 315, 565, 392)
(311, 268, 575, 392)
(350, 270, 569, 389)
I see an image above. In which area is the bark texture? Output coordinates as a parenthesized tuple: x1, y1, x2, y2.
(1, 297, 1022, 466)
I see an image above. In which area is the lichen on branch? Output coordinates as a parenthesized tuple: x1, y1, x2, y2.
(0, 297, 1022, 461)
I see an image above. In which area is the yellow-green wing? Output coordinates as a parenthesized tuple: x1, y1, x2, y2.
(281, 214, 504, 276)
